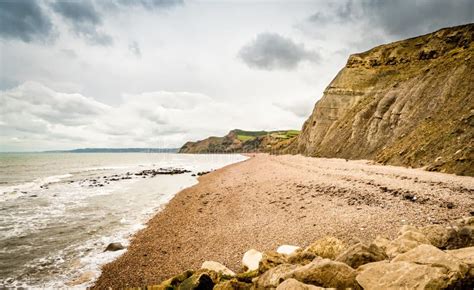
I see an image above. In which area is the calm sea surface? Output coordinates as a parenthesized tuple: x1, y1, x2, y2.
(0, 153, 246, 288)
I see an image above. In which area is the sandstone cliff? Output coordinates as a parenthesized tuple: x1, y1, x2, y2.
(179, 129, 299, 153)
(296, 24, 473, 176)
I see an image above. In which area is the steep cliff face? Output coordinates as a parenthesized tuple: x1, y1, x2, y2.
(179, 129, 299, 153)
(297, 24, 474, 175)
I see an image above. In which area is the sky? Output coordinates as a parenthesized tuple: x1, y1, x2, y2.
(0, 0, 472, 151)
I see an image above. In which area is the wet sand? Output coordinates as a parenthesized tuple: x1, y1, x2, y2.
(93, 154, 474, 288)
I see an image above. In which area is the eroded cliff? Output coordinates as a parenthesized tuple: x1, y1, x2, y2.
(296, 24, 474, 176)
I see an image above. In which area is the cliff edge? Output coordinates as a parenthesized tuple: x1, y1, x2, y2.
(296, 24, 474, 176)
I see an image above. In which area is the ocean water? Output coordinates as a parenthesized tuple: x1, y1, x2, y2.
(0, 153, 247, 288)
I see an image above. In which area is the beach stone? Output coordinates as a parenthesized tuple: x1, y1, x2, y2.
(335, 242, 387, 269)
(276, 278, 324, 290)
(178, 272, 214, 290)
(242, 249, 263, 271)
(258, 251, 288, 273)
(305, 237, 345, 259)
(255, 264, 299, 288)
(213, 279, 252, 290)
(201, 261, 235, 276)
(372, 235, 390, 252)
(104, 242, 125, 252)
(419, 224, 455, 248)
(356, 260, 462, 290)
(290, 258, 360, 289)
(277, 245, 301, 255)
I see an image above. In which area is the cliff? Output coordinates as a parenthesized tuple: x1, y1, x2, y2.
(296, 24, 474, 176)
(179, 129, 299, 153)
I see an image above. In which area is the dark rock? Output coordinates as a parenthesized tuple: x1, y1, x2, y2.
(178, 272, 214, 290)
(104, 242, 125, 252)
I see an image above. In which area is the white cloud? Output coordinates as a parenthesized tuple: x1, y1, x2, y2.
(0, 82, 306, 151)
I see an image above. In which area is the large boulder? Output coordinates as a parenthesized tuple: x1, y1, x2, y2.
(276, 278, 324, 290)
(335, 243, 387, 268)
(384, 230, 431, 257)
(242, 249, 263, 271)
(201, 261, 235, 276)
(392, 244, 468, 285)
(305, 237, 345, 259)
(290, 258, 360, 289)
(255, 259, 360, 289)
(258, 251, 288, 273)
(447, 247, 474, 281)
(255, 264, 299, 288)
(357, 261, 454, 290)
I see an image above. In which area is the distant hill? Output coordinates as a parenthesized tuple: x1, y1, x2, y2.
(292, 24, 473, 176)
(44, 148, 179, 153)
(179, 129, 300, 153)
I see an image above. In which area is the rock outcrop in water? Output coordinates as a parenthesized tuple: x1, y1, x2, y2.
(144, 217, 474, 289)
(295, 24, 473, 176)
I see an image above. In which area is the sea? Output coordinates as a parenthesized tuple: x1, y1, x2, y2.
(0, 153, 247, 288)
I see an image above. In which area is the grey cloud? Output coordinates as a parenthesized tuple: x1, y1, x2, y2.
(129, 41, 141, 57)
(238, 33, 319, 70)
(308, 0, 473, 38)
(116, 0, 184, 9)
(0, 0, 54, 42)
(361, 0, 474, 37)
(51, 0, 113, 46)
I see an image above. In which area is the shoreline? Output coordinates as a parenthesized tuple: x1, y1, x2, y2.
(92, 154, 474, 288)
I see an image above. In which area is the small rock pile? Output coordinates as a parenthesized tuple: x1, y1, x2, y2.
(146, 217, 474, 289)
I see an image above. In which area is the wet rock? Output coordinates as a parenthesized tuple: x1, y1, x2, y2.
(258, 251, 288, 273)
(276, 278, 324, 290)
(336, 243, 387, 269)
(178, 272, 214, 290)
(201, 261, 235, 276)
(242, 249, 262, 271)
(277, 245, 301, 255)
(305, 236, 345, 259)
(104, 242, 125, 252)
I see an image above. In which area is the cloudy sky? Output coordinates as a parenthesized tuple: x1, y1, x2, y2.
(0, 0, 472, 151)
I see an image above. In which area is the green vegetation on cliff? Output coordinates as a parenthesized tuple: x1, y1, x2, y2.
(179, 129, 300, 153)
